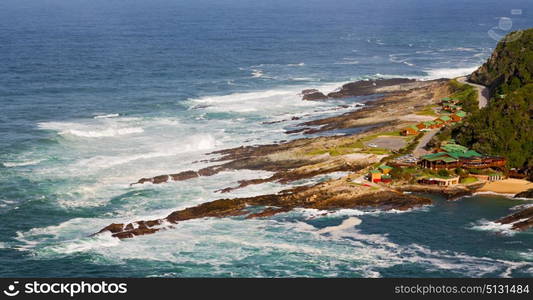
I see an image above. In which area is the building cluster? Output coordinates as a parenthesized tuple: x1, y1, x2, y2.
(366, 97, 507, 186)
(419, 142, 506, 170)
(368, 165, 393, 183)
(400, 98, 467, 136)
(370, 142, 506, 186)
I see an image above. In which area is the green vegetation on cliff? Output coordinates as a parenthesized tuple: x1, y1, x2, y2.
(448, 79, 479, 113)
(454, 84, 533, 170)
(452, 29, 533, 173)
(470, 29, 533, 96)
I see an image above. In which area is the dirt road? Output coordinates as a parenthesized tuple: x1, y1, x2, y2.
(457, 76, 489, 109)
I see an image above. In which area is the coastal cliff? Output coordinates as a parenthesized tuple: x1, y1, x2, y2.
(455, 29, 533, 175)
(470, 29, 533, 95)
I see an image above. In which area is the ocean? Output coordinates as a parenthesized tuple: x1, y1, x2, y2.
(0, 0, 532, 277)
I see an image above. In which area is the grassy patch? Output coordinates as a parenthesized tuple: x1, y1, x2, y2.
(305, 141, 363, 157)
(360, 148, 391, 155)
(460, 177, 478, 184)
(305, 129, 403, 157)
(415, 105, 438, 116)
(449, 79, 479, 113)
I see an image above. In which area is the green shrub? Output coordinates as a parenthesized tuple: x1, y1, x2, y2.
(437, 169, 450, 177)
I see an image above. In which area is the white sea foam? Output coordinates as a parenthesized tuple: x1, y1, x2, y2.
(2, 159, 44, 167)
(287, 62, 305, 67)
(290, 77, 315, 81)
(422, 66, 479, 80)
(186, 86, 335, 115)
(469, 219, 516, 236)
(251, 69, 268, 78)
(15, 211, 530, 278)
(38, 121, 144, 138)
(65, 127, 144, 138)
(316, 217, 362, 234)
(293, 204, 429, 220)
(93, 113, 119, 119)
(74, 134, 217, 170)
(473, 191, 519, 199)
(335, 61, 359, 65)
(511, 204, 533, 211)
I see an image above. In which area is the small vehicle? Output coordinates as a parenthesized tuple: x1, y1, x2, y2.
(367, 143, 378, 148)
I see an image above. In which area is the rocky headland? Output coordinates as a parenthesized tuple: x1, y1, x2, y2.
(95, 72, 532, 239)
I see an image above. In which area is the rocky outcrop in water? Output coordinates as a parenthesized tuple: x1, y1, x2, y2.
(301, 89, 328, 100)
(299, 78, 443, 101)
(327, 78, 417, 98)
(98, 77, 457, 240)
(96, 177, 433, 239)
(496, 206, 533, 231)
(514, 188, 533, 199)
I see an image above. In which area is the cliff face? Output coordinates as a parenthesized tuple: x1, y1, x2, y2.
(470, 29, 533, 95)
(455, 29, 533, 172)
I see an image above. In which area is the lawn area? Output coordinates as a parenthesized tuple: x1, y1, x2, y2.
(415, 105, 439, 116)
(460, 177, 478, 184)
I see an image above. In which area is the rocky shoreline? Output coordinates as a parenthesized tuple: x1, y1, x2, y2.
(98, 176, 433, 239)
(95, 77, 532, 239)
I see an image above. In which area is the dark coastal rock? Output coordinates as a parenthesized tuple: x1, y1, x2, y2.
(327, 78, 416, 98)
(132, 166, 225, 185)
(93, 220, 163, 239)
(397, 182, 483, 200)
(514, 188, 533, 199)
(153, 175, 171, 184)
(496, 206, 533, 231)
(170, 171, 198, 181)
(301, 89, 328, 101)
(245, 207, 292, 219)
(96, 177, 432, 239)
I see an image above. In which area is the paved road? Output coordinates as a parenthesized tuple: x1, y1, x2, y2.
(457, 76, 489, 109)
(413, 129, 439, 158)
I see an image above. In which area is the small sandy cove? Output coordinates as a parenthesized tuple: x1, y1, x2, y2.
(478, 179, 533, 195)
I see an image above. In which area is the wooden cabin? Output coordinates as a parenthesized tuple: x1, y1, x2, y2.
(379, 165, 393, 175)
(436, 115, 452, 124)
(369, 170, 382, 183)
(451, 111, 466, 122)
(401, 126, 419, 136)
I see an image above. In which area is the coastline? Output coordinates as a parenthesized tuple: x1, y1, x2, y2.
(95, 75, 532, 239)
(476, 179, 533, 195)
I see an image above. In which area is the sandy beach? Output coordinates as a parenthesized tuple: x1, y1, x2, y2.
(477, 179, 533, 195)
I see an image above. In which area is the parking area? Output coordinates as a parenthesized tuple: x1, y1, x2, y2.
(363, 136, 407, 151)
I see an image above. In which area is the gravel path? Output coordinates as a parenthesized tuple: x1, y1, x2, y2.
(457, 76, 489, 109)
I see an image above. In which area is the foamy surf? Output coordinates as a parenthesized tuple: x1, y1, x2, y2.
(93, 113, 120, 119)
(469, 219, 517, 236)
(2, 159, 44, 167)
(422, 66, 480, 80)
(316, 217, 362, 234)
(38, 121, 144, 138)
